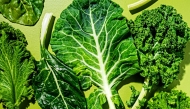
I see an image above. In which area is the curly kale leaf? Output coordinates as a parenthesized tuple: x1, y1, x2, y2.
(0, 22, 35, 108)
(128, 4, 190, 88)
(147, 90, 190, 109)
(0, 0, 44, 25)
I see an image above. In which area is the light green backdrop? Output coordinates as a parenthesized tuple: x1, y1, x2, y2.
(0, 0, 190, 109)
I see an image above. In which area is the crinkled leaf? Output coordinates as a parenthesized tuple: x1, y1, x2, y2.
(33, 48, 87, 109)
(0, 22, 35, 108)
(128, 5, 190, 87)
(0, 0, 44, 25)
(147, 90, 190, 109)
(50, 0, 139, 108)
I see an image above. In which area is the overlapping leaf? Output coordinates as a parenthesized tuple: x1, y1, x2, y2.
(50, 0, 140, 108)
(33, 48, 87, 109)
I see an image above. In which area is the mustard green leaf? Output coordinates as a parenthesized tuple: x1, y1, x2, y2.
(0, 22, 35, 108)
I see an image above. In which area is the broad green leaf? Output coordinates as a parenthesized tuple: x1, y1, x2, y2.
(0, 22, 35, 108)
(33, 48, 87, 109)
(50, 0, 140, 108)
(87, 89, 106, 109)
(0, 0, 44, 25)
(33, 13, 87, 109)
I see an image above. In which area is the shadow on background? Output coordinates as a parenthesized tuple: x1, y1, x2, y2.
(144, 41, 190, 99)
(19, 97, 36, 109)
(165, 41, 190, 91)
(130, 0, 158, 14)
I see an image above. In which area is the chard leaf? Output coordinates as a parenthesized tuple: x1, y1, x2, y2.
(50, 0, 139, 108)
(0, 0, 44, 25)
(0, 22, 35, 108)
(33, 13, 87, 109)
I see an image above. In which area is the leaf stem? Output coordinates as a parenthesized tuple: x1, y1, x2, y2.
(40, 13, 53, 49)
(132, 78, 149, 109)
(128, 0, 151, 11)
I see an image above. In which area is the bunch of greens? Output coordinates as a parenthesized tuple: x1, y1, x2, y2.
(0, 0, 44, 25)
(32, 0, 190, 109)
(34, 0, 140, 109)
(127, 4, 190, 109)
(0, 22, 35, 108)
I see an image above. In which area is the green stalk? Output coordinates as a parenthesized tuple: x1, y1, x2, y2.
(128, 0, 151, 11)
(132, 78, 149, 109)
(40, 13, 53, 49)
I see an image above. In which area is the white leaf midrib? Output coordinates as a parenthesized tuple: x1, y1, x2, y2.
(46, 62, 68, 109)
(89, 5, 116, 109)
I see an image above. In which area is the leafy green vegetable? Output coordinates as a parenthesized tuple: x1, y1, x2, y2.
(0, 0, 44, 25)
(33, 13, 87, 109)
(128, 4, 190, 108)
(33, 48, 87, 109)
(50, 0, 140, 108)
(147, 90, 190, 109)
(0, 22, 35, 108)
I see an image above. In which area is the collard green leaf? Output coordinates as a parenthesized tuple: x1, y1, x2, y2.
(0, 0, 44, 25)
(87, 89, 106, 109)
(50, 0, 139, 108)
(0, 22, 35, 108)
(33, 48, 87, 109)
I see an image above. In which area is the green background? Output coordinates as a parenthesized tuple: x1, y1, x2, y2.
(0, 0, 190, 109)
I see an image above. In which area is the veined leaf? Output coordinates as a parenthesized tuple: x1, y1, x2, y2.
(33, 13, 87, 109)
(0, 22, 35, 108)
(33, 49, 87, 109)
(0, 0, 44, 25)
(50, 0, 140, 108)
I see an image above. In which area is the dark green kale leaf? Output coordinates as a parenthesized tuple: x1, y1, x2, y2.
(128, 4, 190, 109)
(129, 4, 190, 88)
(0, 22, 35, 108)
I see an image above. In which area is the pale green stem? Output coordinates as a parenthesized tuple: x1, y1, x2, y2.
(132, 78, 149, 109)
(40, 13, 53, 49)
(128, 0, 151, 11)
